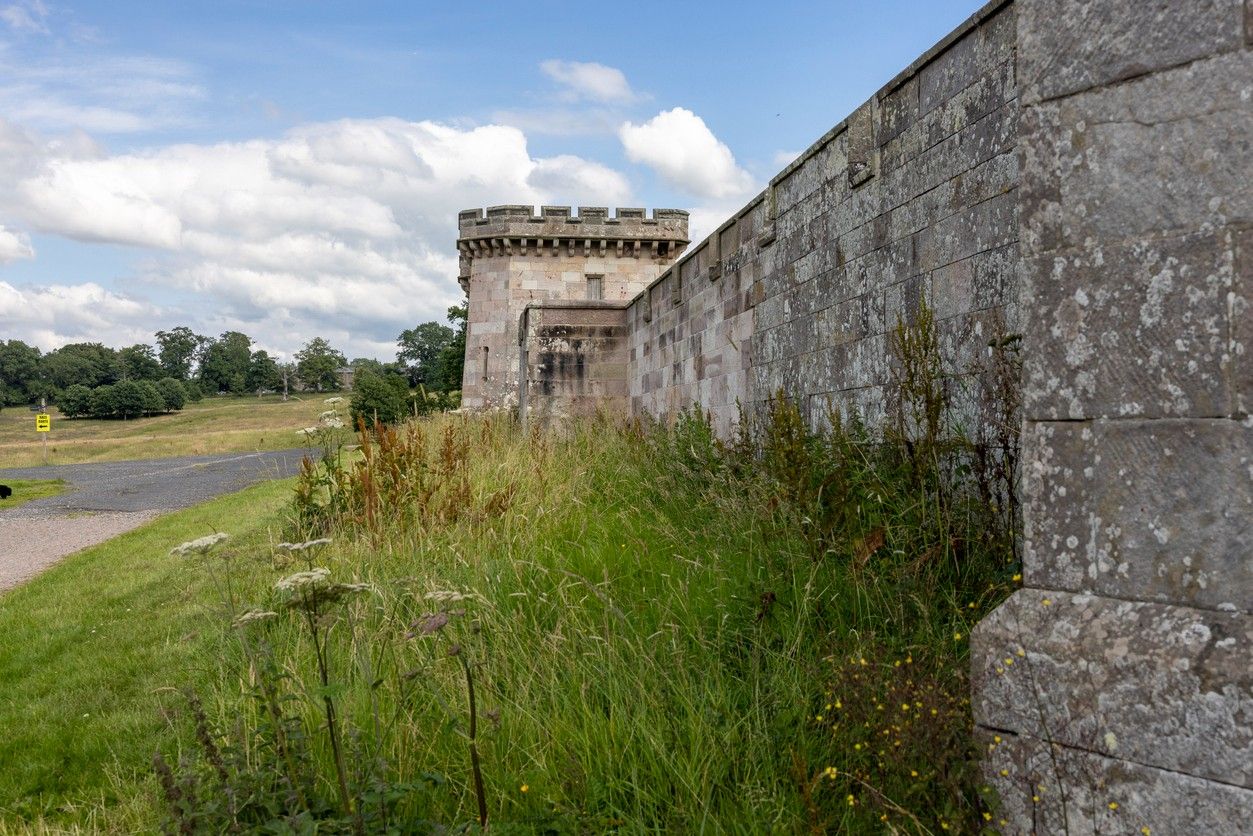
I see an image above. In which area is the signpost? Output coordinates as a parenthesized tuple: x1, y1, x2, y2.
(35, 397, 50, 465)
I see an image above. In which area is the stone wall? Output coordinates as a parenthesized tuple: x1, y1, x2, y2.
(518, 302, 630, 425)
(456, 0, 1251, 826)
(627, 0, 1020, 433)
(972, 0, 1252, 831)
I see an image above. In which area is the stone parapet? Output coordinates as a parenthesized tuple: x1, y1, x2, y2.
(457, 206, 689, 256)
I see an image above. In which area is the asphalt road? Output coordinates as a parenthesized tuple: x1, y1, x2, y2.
(0, 448, 315, 590)
(0, 448, 315, 516)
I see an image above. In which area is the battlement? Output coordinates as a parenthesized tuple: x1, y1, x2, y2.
(457, 206, 689, 254)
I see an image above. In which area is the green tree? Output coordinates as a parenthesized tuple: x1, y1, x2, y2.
(200, 331, 253, 394)
(112, 380, 145, 419)
(246, 350, 282, 394)
(295, 337, 347, 392)
(155, 327, 208, 380)
(349, 371, 410, 426)
(157, 377, 187, 411)
(433, 302, 468, 392)
(396, 321, 454, 386)
(41, 343, 123, 394)
(59, 384, 93, 418)
(138, 380, 166, 415)
(0, 339, 43, 406)
(119, 344, 163, 381)
(90, 384, 117, 419)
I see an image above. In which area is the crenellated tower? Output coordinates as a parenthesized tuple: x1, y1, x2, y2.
(456, 205, 689, 410)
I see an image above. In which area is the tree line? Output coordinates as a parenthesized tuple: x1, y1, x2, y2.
(0, 303, 466, 416)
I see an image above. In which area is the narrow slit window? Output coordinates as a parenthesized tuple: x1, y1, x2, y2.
(481, 346, 489, 381)
(586, 274, 604, 301)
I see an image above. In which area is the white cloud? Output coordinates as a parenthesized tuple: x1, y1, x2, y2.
(0, 225, 33, 262)
(619, 108, 756, 201)
(773, 149, 801, 168)
(0, 280, 159, 349)
(0, 0, 48, 34)
(540, 60, 640, 104)
(0, 117, 636, 359)
(0, 53, 204, 134)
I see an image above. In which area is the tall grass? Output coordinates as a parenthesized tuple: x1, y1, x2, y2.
(56, 303, 1016, 833)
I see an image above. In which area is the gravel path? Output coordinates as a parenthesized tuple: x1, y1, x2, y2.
(0, 448, 314, 591)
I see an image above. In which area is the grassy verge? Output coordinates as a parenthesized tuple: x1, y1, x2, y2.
(0, 477, 295, 830)
(0, 396, 332, 468)
(0, 480, 67, 511)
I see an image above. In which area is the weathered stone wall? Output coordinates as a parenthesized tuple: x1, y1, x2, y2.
(456, 0, 1251, 826)
(518, 302, 630, 425)
(972, 0, 1252, 830)
(457, 206, 687, 410)
(628, 0, 1020, 433)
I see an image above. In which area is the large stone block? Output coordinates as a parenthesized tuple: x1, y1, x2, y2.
(1022, 418, 1251, 611)
(973, 589, 1253, 787)
(1019, 50, 1253, 256)
(979, 728, 1253, 835)
(1017, 0, 1244, 104)
(1021, 228, 1239, 419)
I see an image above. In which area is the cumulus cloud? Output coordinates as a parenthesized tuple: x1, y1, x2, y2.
(619, 108, 756, 201)
(0, 117, 635, 358)
(0, 225, 33, 262)
(540, 60, 640, 103)
(0, 280, 160, 349)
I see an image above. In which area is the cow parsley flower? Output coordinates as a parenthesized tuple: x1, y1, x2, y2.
(275, 568, 331, 591)
(170, 532, 229, 556)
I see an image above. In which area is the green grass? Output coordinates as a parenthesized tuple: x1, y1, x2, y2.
(0, 477, 295, 830)
(0, 395, 332, 468)
(0, 407, 1016, 833)
(0, 480, 66, 511)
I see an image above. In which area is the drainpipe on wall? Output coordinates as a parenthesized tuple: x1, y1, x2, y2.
(517, 306, 529, 429)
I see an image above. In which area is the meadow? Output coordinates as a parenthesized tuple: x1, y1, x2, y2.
(0, 310, 1022, 833)
(0, 396, 332, 469)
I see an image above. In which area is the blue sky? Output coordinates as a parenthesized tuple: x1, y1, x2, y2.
(0, 0, 982, 361)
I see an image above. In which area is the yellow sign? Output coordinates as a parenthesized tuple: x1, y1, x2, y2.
(36, 413, 51, 432)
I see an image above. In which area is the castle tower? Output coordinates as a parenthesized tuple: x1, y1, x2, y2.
(456, 205, 689, 410)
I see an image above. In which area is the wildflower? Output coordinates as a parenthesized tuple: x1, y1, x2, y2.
(1042, 598, 1052, 606)
(1004, 657, 1014, 666)
(520, 784, 529, 793)
(1012, 573, 1022, 582)
(846, 794, 855, 807)
(993, 735, 1002, 744)
(983, 812, 992, 821)
(953, 631, 963, 641)
(275, 568, 330, 590)
(234, 609, 278, 627)
(322, 416, 345, 429)
(412, 611, 451, 635)
(323, 396, 344, 404)
(940, 822, 950, 831)
(275, 538, 333, 553)
(170, 532, 229, 556)
(1000, 769, 1009, 777)
(823, 766, 837, 779)
(319, 410, 339, 421)
(1141, 829, 1151, 835)
(1017, 648, 1026, 657)
(1108, 802, 1119, 811)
